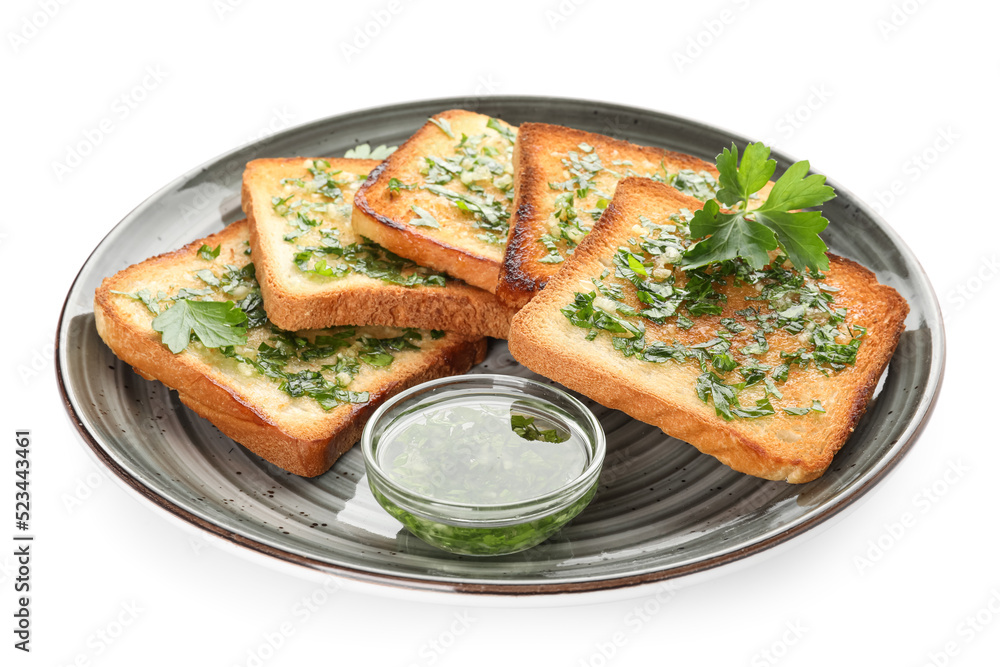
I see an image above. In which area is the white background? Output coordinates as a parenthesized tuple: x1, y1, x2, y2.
(3, 0, 997, 665)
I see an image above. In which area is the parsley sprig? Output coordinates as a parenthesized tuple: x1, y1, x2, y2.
(151, 299, 248, 353)
(681, 143, 835, 272)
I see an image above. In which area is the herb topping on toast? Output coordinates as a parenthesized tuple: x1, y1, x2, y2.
(560, 143, 847, 420)
(273, 159, 447, 287)
(538, 141, 718, 265)
(395, 116, 516, 248)
(114, 240, 447, 411)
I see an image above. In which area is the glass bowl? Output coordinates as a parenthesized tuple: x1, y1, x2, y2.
(360, 374, 606, 556)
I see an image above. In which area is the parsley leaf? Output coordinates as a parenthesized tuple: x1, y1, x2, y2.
(112, 289, 162, 314)
(344, 143, 397, 160)
(684, 199, 777, 270)
(195, 269, 220, 286)
(151, 299, 248, 353)
(387, 177, 412, 196)
(198, 244, 221, 261)
(732, 397, 776, 419)
(428, 117, 455, 139)
(782, 400, 826, 416)
(715, 142, 774, 206)
(695, 372, 744, 421)
(681, 143, 836, 272)
(486, 117, 516, 143)
(510, 414, 568, 443)
(409, 205, 440, 228)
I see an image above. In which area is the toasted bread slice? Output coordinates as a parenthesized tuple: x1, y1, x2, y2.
(242, 157, 515, 338)
(352, 110, 517, 293)
(508, 178, 908, 483)
(499, 123, 727, 309)
(94, 220, 486, 477)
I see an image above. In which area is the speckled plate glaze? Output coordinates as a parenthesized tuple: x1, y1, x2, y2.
(57, 97, 944, 601)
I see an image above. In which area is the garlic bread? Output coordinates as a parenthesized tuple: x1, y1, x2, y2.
(508, 178, 908, 483)
(94, 220, 486, 477)
(352, 110, 517, 293)
(243, 157, 515, 338)
(499, 123, 723, 309)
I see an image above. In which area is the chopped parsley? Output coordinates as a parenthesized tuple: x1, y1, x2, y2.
(111, 288, 163, 315)
(415, 116, 516, 241)
(428, 117, 455, 139)
(537, 144, 719, 263)
(198, 244, 221, 261)
(560, 144, 855, 421)
(510, 414, 569, 443)
(344, 143, 397, 160)
(388, 178, 412, 196)
(272, 160, 448, 288)
(120, 241, 441, 411)
(486, 117, 516, 143)
(408, 206, 440, 228)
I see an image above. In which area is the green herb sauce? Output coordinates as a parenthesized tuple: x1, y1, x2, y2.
(371, 483, 597, 556)
(377, 397, 590, 505)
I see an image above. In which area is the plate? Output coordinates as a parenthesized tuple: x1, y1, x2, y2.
(56, 96, 945, 601)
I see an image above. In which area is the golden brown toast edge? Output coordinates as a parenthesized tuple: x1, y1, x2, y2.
(93, 220, 488, 477)
(352, 110, 515, 293)
(508, 177, 909, 483)
(498, 123, 717, 309)
(242, 158, 515, 338)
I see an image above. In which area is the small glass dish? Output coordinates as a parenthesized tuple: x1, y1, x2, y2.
(360, 374, 606, 556)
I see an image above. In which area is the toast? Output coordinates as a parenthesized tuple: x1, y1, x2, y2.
(498, 123, 724, 309)
(508, 178, 908, 483)
(93, 220, 486, 477)
(242, 157, 515, 338)
(352, 109, 517, 293)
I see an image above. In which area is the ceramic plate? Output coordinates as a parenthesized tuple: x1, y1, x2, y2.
(57, 97, 944, 601)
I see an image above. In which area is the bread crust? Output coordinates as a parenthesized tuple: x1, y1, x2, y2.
(508, 178, 909, 483)
(243, 157, 515, 338)
(351, 110, 517, 293)
(498, 123, 717, 309)
(94, 221, 487, 477)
